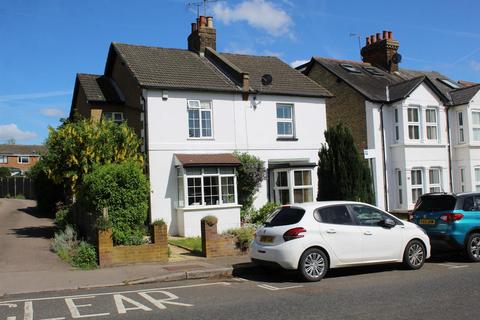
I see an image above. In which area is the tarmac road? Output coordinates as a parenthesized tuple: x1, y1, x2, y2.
(1, 253, 479, 320)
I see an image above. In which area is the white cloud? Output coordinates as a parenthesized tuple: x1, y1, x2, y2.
(290, 59, 309, 68)
(213, 0, 293, 37)
(0, 124, 37, 141)
(470, 60, 480, 72)
(40, 107, 66, 117)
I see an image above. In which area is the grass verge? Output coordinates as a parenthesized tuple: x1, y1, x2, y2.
(168, 237, 202, 255)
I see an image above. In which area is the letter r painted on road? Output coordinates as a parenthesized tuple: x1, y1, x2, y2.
(138, 291, 193, 309)
(113, 295, 152, 314)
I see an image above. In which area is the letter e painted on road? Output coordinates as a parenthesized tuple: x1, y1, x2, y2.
(113, 294, 152, 314)
(65, 296, 110, 318)
(138, 291, 193, 310)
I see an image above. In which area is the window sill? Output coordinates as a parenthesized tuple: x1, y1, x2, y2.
(177, 204, 242, 211)
(187, 137, 215, 141)
(276, 137, 298, 141)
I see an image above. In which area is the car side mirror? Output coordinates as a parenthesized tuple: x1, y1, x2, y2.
(379, 218, 396, 228)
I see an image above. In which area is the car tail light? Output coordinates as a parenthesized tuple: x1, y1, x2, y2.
(283, 227, 306, 241)
(439, 213, 464, 223)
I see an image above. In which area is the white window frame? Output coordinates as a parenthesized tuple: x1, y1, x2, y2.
(178, 167, 237, 208)
(272, 168, 313, 204)
(103, 111, 124, 124)
(458, 112, 465, 143)
(411, 168, 423, 204)
(460, 168, 465, 193)
(428, 168, 441, 193)
(0, 155, 7, 164)
(396, 169, 403, 207)
(394, 108, 400, 143)
(276, 103, 295, 138)
(425, 108, 438, 141)
(407, 106, 420, 141)
(17, 156, 29, 164)
(475, 167, 480, 192)
(187, 100, 213, 139)
(472, 111, 480, 142)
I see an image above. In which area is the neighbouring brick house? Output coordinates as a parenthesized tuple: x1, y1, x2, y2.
(69, 16, 331, 236)
(299, 30, 479, 212)
(0, 144, 44, 174)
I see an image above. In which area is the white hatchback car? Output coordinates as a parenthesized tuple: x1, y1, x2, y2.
(250, 201, 431, 281)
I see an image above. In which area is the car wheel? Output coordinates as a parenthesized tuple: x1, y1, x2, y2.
(403, 240, 426, 270)
(466, 233, 480, 262)
(298, 248, 328, 282)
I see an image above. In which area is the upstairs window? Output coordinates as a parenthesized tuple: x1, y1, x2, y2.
(187, 100, 212, 138)
(458, 112, 465, 143)
(103, 112, 124, 124)
(407, 107, 420, 140)
(18, 156, 29, 164)
(276, 104, 294, 137)
(0, 155, 7, 164)
(472, 111, 480, 142)
(394, 108, 400, 142)
(425, 108, 438, 140)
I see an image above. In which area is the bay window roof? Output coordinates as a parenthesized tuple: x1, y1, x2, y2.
(175, 153, 241, 167)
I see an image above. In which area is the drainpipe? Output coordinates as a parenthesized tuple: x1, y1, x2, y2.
(380, 103, 389, 211)
(446, 106, 453, 192)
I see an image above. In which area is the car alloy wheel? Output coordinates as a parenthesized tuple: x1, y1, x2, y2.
(466, 233, 480, 262)
(299, 248, 328, 282)
(403, 240, 425, 270)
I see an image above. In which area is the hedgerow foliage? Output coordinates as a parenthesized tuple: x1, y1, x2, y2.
(235, 152, 266, 210)
(79, 161, 149, 245)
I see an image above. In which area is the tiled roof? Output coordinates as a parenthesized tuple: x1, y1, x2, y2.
(450, 84, 480, 106)
(388, 76, 426, 102)
(220, 53, 332, 97)
(110, 43, 331, 98)
(175, 153, 241, 167)
(0, 144, 45, 155)
(310, 57, 459, 103)
(77, 74, 123, 103)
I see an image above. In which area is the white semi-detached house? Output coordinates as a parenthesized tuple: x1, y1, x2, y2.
(69, 16, 331, 236)
(300, 30, 480, 213)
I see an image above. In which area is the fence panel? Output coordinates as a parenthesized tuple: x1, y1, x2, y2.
(0, 177, 35, 199)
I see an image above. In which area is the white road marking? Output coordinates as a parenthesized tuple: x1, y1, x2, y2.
(114, 294, 152, 314)
(65, 296, 110, 318)
(138, 291, 193, 309)
(0, 282, 231, 304)
(257, 284, 303, 291)
(24, 301, 33, 320)
(40, 318, 65, 320)
(437, 263, 468, 269)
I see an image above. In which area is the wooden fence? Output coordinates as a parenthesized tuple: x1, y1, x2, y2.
(0, 176, 35, 199)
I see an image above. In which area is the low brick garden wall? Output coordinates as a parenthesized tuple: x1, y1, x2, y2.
(201, 220, 244, 258)
(97, 224, 168, 267)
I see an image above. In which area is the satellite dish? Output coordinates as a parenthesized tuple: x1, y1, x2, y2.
(392, 53, 402, 64)
(261, 74, 273, 86)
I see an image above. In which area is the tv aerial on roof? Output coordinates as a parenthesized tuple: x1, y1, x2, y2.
(186, 0, 225, 18)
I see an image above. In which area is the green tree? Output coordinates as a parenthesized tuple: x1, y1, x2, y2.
(235, 152, 266, 210)
(41, 119, 143, 198)
(0, 167, 10, 178)
(317, 123, 374, 204)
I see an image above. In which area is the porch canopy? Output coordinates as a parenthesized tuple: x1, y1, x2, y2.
(174, 153, 241, 167)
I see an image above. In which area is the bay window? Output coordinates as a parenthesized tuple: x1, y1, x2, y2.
(475, 168, 480, 192)
(425, 108, 438, 140)
(178, 167, 237, 207)
(407, 107, 420, 140)
(411, 169, 423, 204)
(458, 112, 465, 143)
(428, 168, 441, 192)
(472, 111, 480, 142)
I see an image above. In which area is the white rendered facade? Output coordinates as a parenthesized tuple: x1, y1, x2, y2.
(144, 89, 326, 236)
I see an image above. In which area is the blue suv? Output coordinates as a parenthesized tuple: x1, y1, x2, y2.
(412, 192, 480, 261)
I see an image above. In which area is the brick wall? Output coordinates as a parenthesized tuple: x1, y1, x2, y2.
(306, 63, 368, 151)
(201, 220, 243, 258)
(0, 155, 40, 171)
(97, 224, 168, 267)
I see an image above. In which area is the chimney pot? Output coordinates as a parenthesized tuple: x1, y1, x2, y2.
(199, 16, 206, 27)
(376, 32, 381, 41)
(370, 35, 376, 43)
(191, 23, 197, 32)
(388, 31, 393, 39)
(366, 36, 371, 45)
(206, 16, 213, 28)
(383, 31, 388, 40)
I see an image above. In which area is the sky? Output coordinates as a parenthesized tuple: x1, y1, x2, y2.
(1, 0, 480, 145)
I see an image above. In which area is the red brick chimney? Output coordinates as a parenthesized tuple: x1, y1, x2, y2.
(361, 30, 400, 72)
(188, 16, 216, 54)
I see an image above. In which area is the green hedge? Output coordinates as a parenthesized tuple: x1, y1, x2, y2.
(79, 161, 149, 245)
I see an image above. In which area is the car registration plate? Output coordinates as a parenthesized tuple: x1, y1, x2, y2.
(260, 235, 274, 243)
(419, 219, 436, 225)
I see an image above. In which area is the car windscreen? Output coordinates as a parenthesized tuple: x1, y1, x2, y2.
(265, 207, 306, 227)
(414, 195, 456, 212)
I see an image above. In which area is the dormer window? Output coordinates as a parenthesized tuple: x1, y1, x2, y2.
(340, 64, 361, 73)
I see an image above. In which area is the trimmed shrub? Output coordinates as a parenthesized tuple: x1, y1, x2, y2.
(72, 242, 97, 269)
(251, 202, 278, 225)
(201, 215, 218, 227)
(79, 161, 149, 245)
(224, 225, 256, 251)
(0, 167, 10, 177)
(235, 152, 266, 210)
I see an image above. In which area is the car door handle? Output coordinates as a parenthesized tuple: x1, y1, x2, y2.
(364, 231, 373, 235)
(326, 229, 337, 234)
